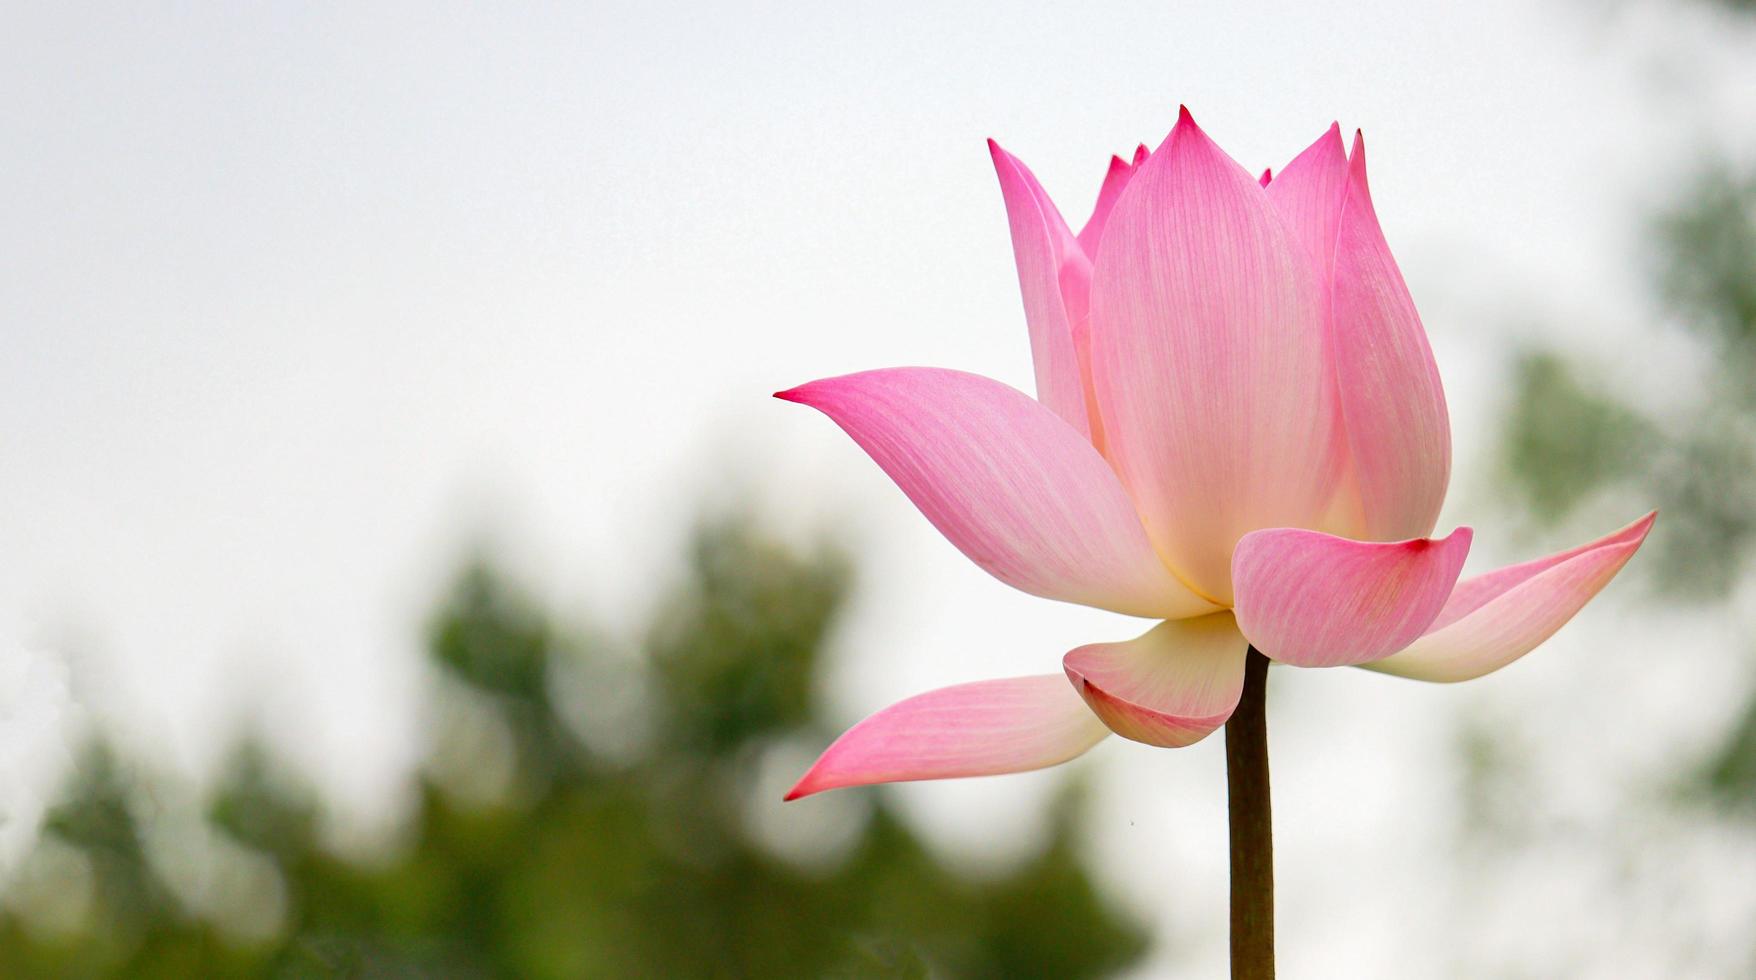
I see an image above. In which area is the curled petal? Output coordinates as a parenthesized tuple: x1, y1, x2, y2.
(1367, 512, 1655, 682)
(1063, 612, 1247, 747)
(1089, 108, 1338, 601)
(990, 140, 1091, 437)
(777, 368, 1216, 618)
(785, 675, 1109, 799)
(1232, 526, 1473, 667)
(1329, 132, 1451, 540)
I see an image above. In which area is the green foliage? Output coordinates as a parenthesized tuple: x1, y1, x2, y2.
(1642, 421, 1756, 597)
(1498, 162, 1756, 810)
(647, 520, 850, 755)
(0, 516, 1147, 978)
(1500, 350, 1656, 524)
(1655, 167, 1756, 356)
(1701, 696, 1756, 812)
(1500, 167, 1756, 600)
(1500, 350, 1756, 597)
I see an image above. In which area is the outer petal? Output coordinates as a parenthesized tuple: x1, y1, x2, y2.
(1063, 612, 1246, 747)
(1367, 512, 1655, 682)
(777, 368, 1216, 618)
(1077, 144, 1150, 256)
(990, 140, 1091, 438)
(784, 675, 1109, 799)
(1329, 132, 1451, 541)
(1231, 526, 1473, 667)
(1265, 123, 1349, 278)
(1089, 108, 1338, 602)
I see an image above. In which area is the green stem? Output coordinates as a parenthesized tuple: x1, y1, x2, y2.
(1225, 646, 1274, 979)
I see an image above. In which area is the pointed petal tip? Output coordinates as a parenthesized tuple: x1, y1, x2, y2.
(1258, 167, 1273, 187)
(1133, 143, 1150, 164)
(1347, 132, 1368, 182)
(1172, 106, 1204, 142)
(986, 137, 1011, 172)
(782, 743, 853, 801)
(773, 385, 810, 405)
(1585, 508, 1657, 554)
(987, 137, 1026, 175)
(1596, 509, 1658, 550)
(782, 760, 843, 800)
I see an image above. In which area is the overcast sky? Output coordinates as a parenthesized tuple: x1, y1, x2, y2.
(4, 1, 1754, 975)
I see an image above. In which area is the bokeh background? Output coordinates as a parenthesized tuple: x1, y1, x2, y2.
(3, 1, 1754, 976)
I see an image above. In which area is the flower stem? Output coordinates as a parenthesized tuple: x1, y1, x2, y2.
(1225, 646, 1274, 979)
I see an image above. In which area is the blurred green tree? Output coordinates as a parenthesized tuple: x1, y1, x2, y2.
(0, 515, 1148, 978)
(1498, 163, 1756, 808)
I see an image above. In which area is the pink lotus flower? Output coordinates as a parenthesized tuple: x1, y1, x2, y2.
(777, 109, 1653, 801)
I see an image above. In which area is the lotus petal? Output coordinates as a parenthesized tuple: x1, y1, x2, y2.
(1367, 513, 1655, 682)
(1328, 132, 1451, 541)
(1088, 108, 1338, 601)
(777, 368, 1216, 618)
(785, 675, 1110, 799)
(1063, 612, 1247, 747)
(1232, 526, 1473, 667)
(990, 140, 1092, 438)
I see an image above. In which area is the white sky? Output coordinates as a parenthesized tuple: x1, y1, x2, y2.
(3, 1, 1754, 975)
